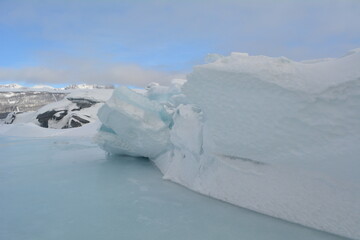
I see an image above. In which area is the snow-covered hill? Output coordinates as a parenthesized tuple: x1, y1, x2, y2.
(0, 83, 25, 89)
(0, 84, 114, 120)
(64, 84, 114, 90)
(32, 84, 55, 89)
(1, 89, 113, 129)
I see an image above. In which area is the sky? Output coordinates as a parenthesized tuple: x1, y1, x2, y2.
(0, 0, 359, 87)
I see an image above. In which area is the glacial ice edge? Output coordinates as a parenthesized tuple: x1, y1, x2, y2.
(96, 51, 360, 240)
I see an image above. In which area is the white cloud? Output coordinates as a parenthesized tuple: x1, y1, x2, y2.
(0, 63, 184, 87)
(2, 0, 360, 58)
(0, 67, 66, 83)
(0, 0, 359, 86)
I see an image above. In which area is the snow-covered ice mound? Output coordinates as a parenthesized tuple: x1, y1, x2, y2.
(96, 50, 360, 239)
(34, 89, 112, 129)
(2, 89, 113, 129)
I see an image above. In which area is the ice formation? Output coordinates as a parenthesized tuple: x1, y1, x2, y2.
(96, 86, 171, 158)
(96, 50, 360, 239)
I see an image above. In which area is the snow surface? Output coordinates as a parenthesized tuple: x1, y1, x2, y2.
(96, 50, 360, 239)
(0, 136, 347, 240)
(0, 121, 101, 138)
(199, 49, 360, 93)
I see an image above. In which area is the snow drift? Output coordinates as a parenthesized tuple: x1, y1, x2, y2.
(96, 50, 360, 239)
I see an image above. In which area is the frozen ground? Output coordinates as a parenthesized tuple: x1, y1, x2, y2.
(0, 135, 350, 240)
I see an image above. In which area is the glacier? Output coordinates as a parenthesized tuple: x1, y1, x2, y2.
(96, 49, 360, 239)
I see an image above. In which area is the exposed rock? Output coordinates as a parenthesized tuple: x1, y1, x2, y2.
(63, 114, 90, 129)
(4, 112, 16, 124)
(37, 107, 93, 128)
(67, 97, 100, 109)
(53, 110, 68, 121)
(37, 110, 63, 128)
(72, 115, 90, 124)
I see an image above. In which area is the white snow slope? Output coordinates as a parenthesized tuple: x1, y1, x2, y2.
(1, 89, 112, 130)
(96, 50, 360, 239)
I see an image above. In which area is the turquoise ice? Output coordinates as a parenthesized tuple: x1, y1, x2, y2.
(0, 136, 349, 240)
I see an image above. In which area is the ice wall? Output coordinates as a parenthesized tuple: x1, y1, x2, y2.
(180, 51, 360, 239)
(184, 51, 360, 170)
(96, 50, 360, 239)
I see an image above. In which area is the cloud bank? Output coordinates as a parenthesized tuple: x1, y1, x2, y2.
(0, 64, 183, 87)
(0, 0, 359, 86)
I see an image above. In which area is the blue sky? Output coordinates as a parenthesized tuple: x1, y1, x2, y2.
(0, 0, 359, 87)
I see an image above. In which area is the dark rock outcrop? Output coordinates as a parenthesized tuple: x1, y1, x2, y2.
(4, 112, 16, 124)
(63, 115, 90, 129)
(67, 97, 100, 109)
(36, 110, 68, 128)
(36, 109, 92, 129)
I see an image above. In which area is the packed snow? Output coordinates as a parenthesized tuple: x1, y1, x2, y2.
(96, 49, 360, 239)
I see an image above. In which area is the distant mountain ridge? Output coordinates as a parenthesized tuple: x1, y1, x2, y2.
(64, 84, 114, 90)
(0, 83, 115, 91)
(0, 83, 25, 89)
(0, 83, 114, 119)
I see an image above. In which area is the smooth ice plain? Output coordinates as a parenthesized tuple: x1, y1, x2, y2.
(0, 136, 350, 240)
